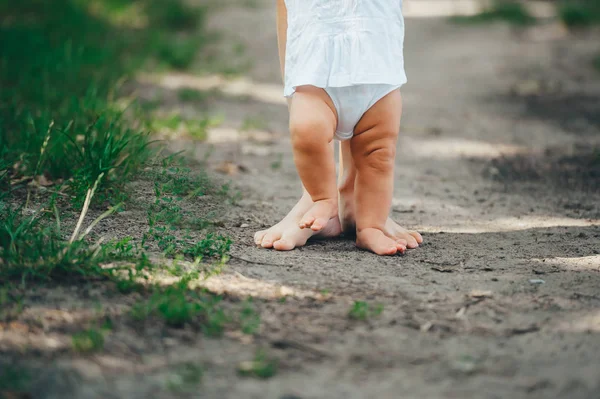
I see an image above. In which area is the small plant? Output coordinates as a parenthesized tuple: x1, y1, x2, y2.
(0, 287, 24, 321)
(237, 349, 277, 379)
(184, 234, 232, 260)
(156, 280, 201, 328)
(72, 329, 105, 353)
(241, 115, 268, 131)
(131, 280, 229, 335)
(270, 153, 283, 170)
(559, 1, 600, 27)
(178, 88, 208, 103)
(348, 301, 384, 320)
(199, 295, 228, 337)
(239, 298, 261, 335)
(452, 1, 534, 25)
(157, 37, 200, 70)
(594, 54, 600, 72)
(166, 362, 203, 393)
(0, 364, 31, 393)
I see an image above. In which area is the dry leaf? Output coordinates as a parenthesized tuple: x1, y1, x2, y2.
(216, 161, 247, 176)
(36, 174, 54, 187)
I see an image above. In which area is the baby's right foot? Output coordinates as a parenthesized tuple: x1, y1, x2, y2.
(356, 228, 406, 256)
(255, 195, 341, 251)
(299, 198, 338, 232)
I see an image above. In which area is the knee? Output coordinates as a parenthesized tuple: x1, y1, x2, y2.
(353, 131, 397, 173)
(290, 118, 332, 153)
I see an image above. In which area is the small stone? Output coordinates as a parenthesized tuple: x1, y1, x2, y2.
(529, 279, 545, 285)
(240, 223, 250, 228)
(469, 290, 493, 298)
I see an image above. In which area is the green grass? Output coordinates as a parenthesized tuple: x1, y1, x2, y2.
(559, 0, 600, 27)
(72, 328, 105, 353)
(594, 54, 600, 71)
(452, 1, 535, 25)
(131, 276, 228, 333)
(0, 286, 24, 321)
(178, 88, 210, 103)
(166, 362, 203, 393)
(348, 301, 384, 320)
(0, 0, 212, 206)
(0, 364, 31, 394)
(241, 115, 268, 131)
(149, 113, 221, 140)
(239, 298, 261, 335)
(0, 0, 233, 287)
(237, 349, 277, 379)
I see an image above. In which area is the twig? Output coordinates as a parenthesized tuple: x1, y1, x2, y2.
(229, 254, 292, 267)
(25, 120, 54, 210)
(69, 172, 104, 244)
(270, 339, 333, 358)
(78, 202, 123, 241)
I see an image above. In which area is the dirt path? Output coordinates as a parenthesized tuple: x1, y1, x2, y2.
(166, 2, 600, 398)
(6, 2, 599, 399)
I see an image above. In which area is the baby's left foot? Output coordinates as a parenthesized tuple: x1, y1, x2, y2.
(356, 228, 406, 256)
(299, 198, 338, 232)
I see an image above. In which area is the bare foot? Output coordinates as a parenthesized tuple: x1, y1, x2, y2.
(339, 192, 423, 249)
(356, 228, 406, 256)
(299, 198, 338, 232)
(254, 195, 342, 251)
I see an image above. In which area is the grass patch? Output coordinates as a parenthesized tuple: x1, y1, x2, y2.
(594, 54, 600, 71)
(72, 328, 105, 353)
(237, 349, 277, 379)
(0, 0, 210, 205)
(239, 298, 261, 335)
(452, 1, 535, 25)
(166, 362, 203, 393)
(348, 301, 384, 320)
(0, 0, 233, 287)
(240, 115, 268, 132)
(178, 88, 210, 103)
(150, 113, 222, 140)
(0, 364, 31, 394)
(131, 276, 228, 333)
(559, 1, 600, 27)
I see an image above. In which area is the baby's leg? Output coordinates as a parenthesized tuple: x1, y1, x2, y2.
(338, 140, 422, 249)
(351, 89, 404, 255)
(289, 86, 338, 232)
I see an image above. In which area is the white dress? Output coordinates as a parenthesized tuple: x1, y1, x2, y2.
(283, 0, 407, 98)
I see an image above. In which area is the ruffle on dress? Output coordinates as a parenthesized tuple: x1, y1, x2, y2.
(284, 17, 407, 97)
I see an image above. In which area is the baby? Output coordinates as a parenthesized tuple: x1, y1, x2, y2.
(255, 0, 423, 255)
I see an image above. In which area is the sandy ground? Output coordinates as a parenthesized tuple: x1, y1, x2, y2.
(3, 1, 600, 398)
(191, 2, 600, 398)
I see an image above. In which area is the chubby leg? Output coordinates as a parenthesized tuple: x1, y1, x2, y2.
(351, 90, 412, 255)
(338, 140, 422, 250)
(289, 86, 339, 232)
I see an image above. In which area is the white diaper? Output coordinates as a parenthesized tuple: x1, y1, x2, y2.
(325, 84, 400, 141)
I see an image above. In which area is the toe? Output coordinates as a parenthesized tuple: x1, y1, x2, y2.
(410, 231, 424, 244)
(406, 236, 419, 249)
(395, 238, 408, 247)
(299, 216, 315, 229)
(273, 238, 295, 251)
(311, 217, 329, 232)
(254, 230, 267, 245)
(383, 245, 398, 256)
(396, 241, 407, 253)
(261, 231, 281, 248)
(275, 228, 312, 251)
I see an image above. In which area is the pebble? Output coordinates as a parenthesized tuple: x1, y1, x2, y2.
(529, 279, 545, 285)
